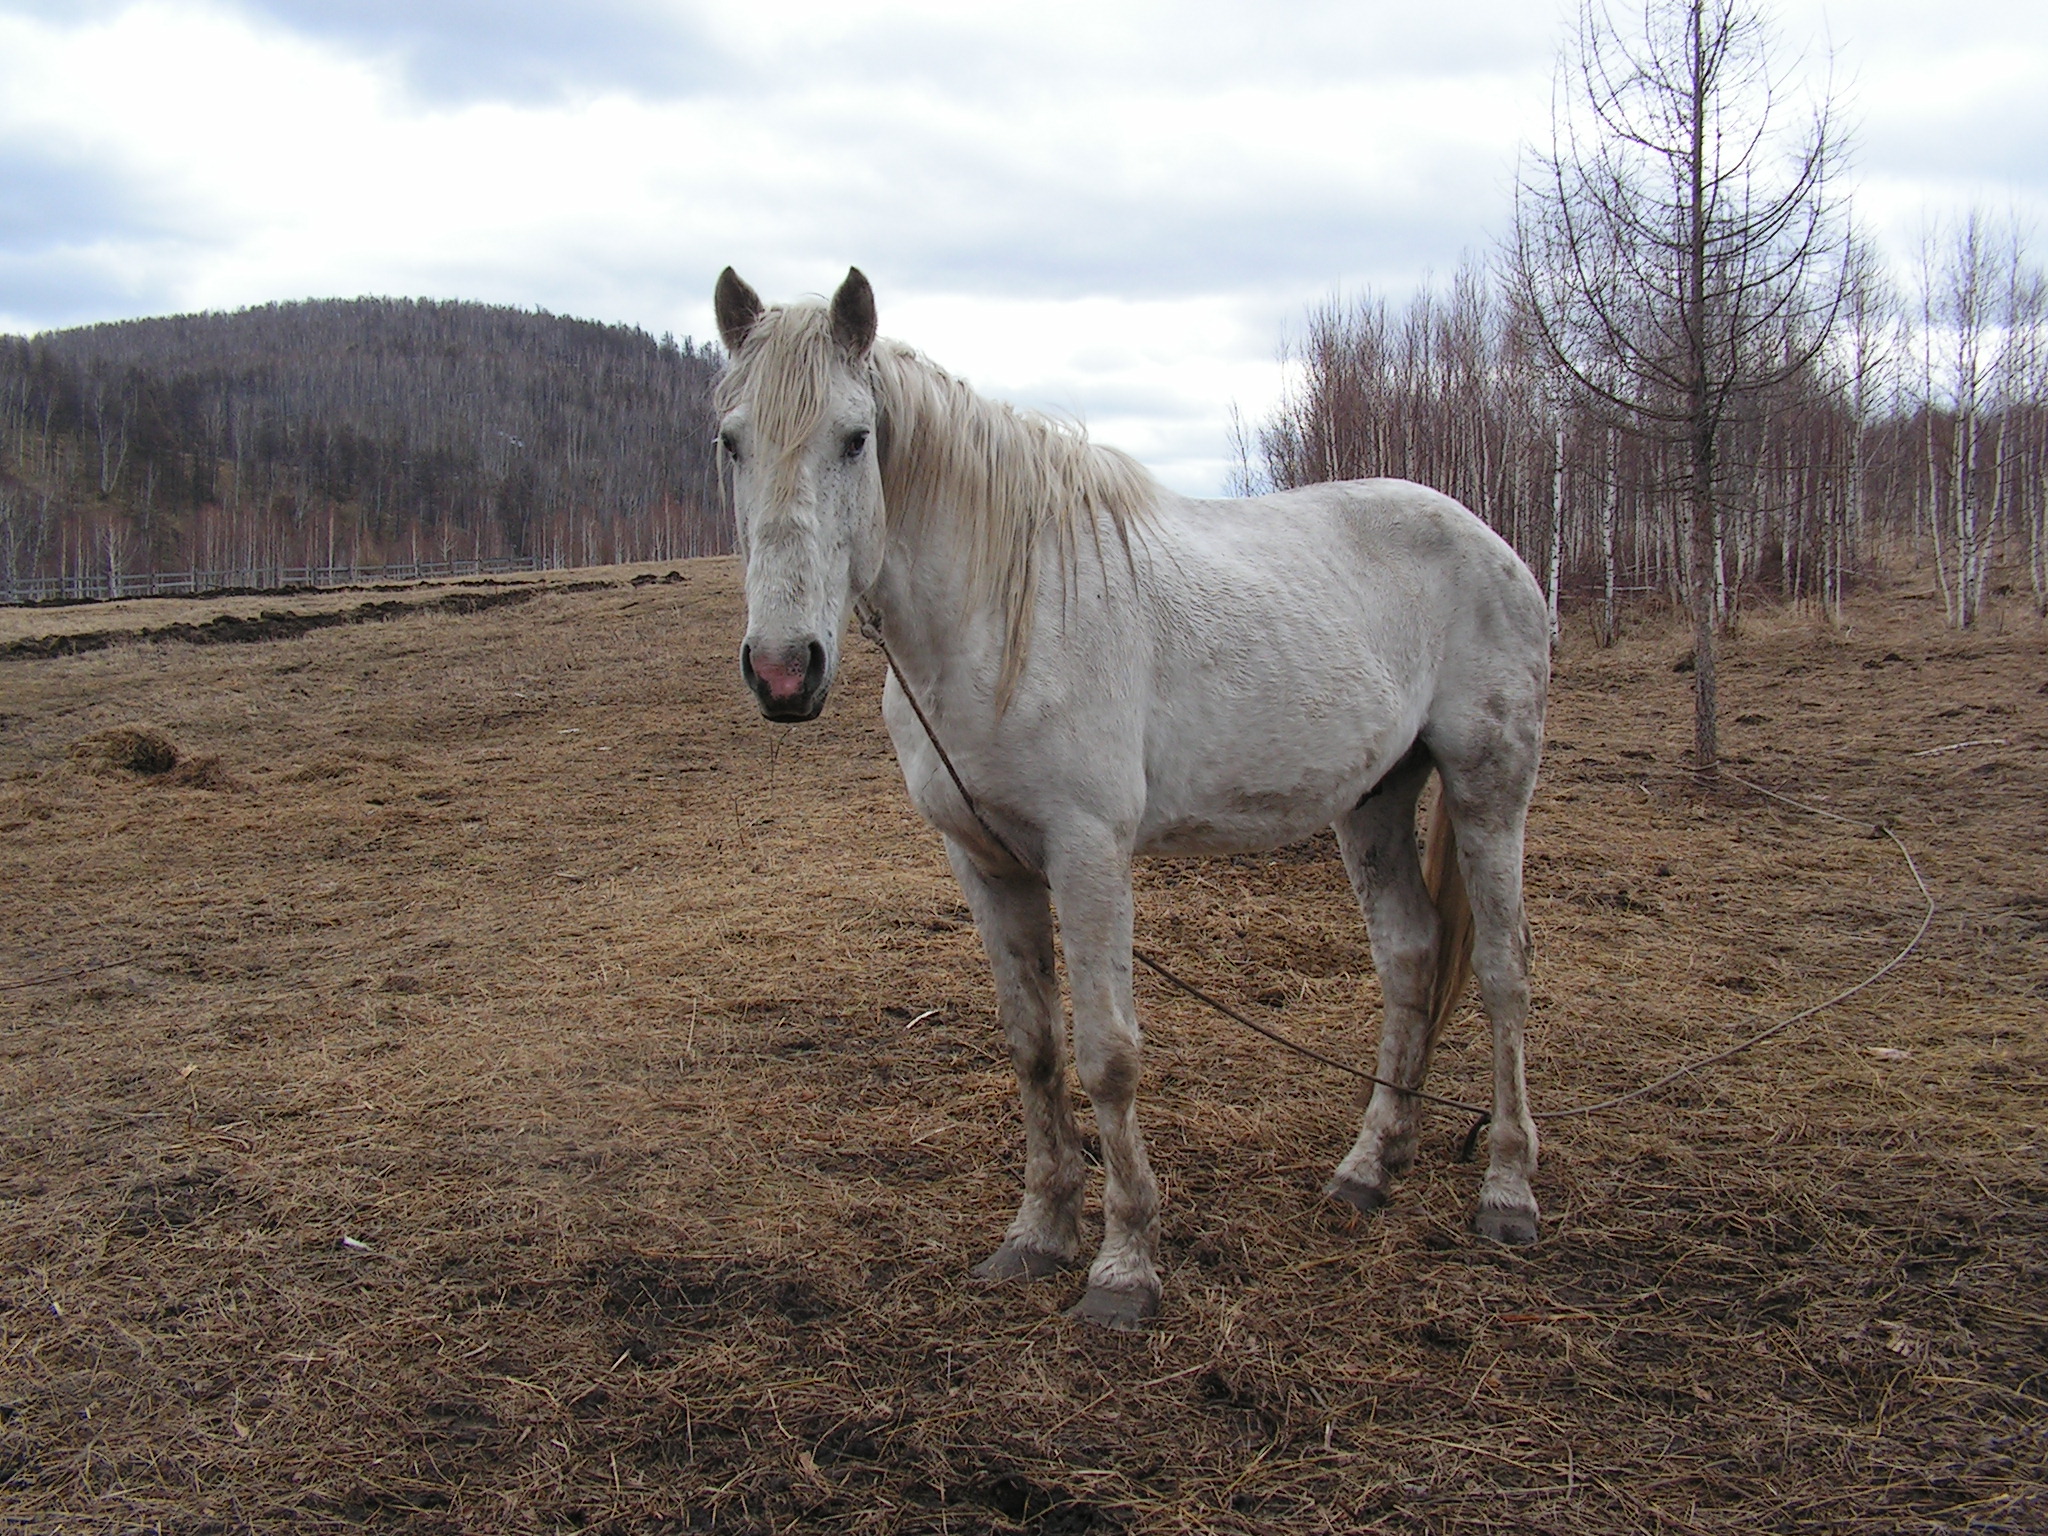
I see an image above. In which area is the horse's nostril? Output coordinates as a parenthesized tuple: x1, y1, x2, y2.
(743, 639, 824, 708)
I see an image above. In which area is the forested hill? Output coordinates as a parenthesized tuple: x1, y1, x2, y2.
(1, 298, 727, 595)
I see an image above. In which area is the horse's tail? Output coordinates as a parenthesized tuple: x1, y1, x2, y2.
(1421, 784, 1475, 1049)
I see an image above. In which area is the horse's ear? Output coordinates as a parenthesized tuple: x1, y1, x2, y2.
(714, 267, 764, 354)
(830, 267, 877, 358)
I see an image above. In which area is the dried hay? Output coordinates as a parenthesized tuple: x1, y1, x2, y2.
(62, 726, 245, 791)
(67, 723, 180, 775)
(162, 754, 247, 792)
(0, 561, 2042, 1534)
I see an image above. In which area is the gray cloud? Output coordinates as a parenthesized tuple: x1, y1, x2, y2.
(0, 136, 209, 331)
(693, 97, 1510, 308)
(0, 140, 184, 247)
(769, 2, 1555, 103)
(877, 174, 1501, 304)
(15, 0, 1555, 111)
(223, 0, 717, 104)
(0, 248, 185, 333)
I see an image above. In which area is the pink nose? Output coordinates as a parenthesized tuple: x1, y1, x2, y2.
(743, 640, 827, 712)
(752, 650, 809, 700)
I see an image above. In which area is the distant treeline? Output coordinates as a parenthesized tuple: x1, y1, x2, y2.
(1245, 246, 2048, 630)
(1251, 235, 2048, 635)
(0, 298, 727, 594)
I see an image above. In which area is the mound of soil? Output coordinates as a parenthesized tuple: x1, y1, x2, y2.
(4, 584, 559, 661)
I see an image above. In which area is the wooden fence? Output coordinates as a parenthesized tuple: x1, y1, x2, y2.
(3, 557, 547, 605)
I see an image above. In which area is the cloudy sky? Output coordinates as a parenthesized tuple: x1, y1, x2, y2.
(2, 0, 2043, 492)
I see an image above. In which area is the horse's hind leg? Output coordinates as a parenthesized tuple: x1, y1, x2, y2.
(1435, 760, 1541, 1245)
(1326, 749, 1441, 1216)
(946, 839, 1085, 1281)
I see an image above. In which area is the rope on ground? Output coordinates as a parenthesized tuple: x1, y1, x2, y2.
(0, 957, 132, 992)
(1145, 771, 1935, 1153)
(1530, 770, 1935, 1122)
(1141, 769, 1937, 1157)
(1133, 948, 1493, 1117)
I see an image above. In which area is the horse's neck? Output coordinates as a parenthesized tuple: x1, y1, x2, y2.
(865, 505, 995, 696)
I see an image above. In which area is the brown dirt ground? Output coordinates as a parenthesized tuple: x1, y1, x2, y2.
(1, 561, 2043, 1535)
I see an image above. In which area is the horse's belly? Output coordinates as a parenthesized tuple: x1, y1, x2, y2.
(1134, 668, 1414, 855)
(1135, 756, 1374, 856)
(1136, 802, 1343, 857)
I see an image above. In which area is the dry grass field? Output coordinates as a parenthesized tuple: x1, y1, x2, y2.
(1, 560, 2043, 1535)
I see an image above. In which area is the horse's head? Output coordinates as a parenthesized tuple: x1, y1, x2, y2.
(713, 266, 884, 723)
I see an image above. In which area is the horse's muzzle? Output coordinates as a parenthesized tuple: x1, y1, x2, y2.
(741, 639, 830, 722)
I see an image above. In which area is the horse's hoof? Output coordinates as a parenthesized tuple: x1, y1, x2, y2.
(1472, 1203, 1539, 1245)
(971, 1240, 1070, 1283)
(1324, 1174, 1388, 1219)
(1064, 1283, 1158, 1331)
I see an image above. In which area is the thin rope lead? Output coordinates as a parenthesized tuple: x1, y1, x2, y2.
(858, 608, 1937, 1139)
(1522, 771, 1937, 1116)
(0, 957, 131, 992)
(1131, 948, 1493, 1117)
(857, 601, 1036, 880)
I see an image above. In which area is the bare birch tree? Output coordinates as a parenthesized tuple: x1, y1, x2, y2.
(1833, 236, 1895, 620)
(1509, 0, 1850, 774)
(2010, 254, 2048, 614)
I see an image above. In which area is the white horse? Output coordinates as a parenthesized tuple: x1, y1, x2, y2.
(713, 267, 1549, 1329)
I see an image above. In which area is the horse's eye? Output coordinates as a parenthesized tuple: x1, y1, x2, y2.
(719, 431, 741, 461)
(842, 428, 870, 460)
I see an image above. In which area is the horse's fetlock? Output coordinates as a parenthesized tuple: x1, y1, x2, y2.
(1485, 1117, 1538, 1170)
(1105, 1186, 1161, 1248)
(1040, 1151, 1086, 1209)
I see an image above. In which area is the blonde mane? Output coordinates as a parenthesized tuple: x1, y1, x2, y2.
(718, 302, 1159, 701)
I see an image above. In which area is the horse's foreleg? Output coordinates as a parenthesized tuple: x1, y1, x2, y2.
(946, 840, 1085, 1281)
(1048, 843, 1160, 1329)
(1328, 764, 1439, 1215)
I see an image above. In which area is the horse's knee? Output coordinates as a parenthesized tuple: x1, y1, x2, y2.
(1374, 932, 1439, 1000)
(1072, 1030, 1140, 1108)
(1007, 1031, 1062, 1090)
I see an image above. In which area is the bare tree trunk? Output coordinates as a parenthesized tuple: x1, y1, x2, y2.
(1600, 425, 1619, 644)
(1548, 415, 1565, 645)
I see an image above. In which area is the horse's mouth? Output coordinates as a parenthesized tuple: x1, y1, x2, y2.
(756, 693, 828, 723)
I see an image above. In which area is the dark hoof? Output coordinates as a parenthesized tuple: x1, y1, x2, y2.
(1324, 1175, 1388, 1219)
(1064, 1284, 1158, 1331)
(971, 1241, 1070, 1283)
(1472, 1204, 1539, 1245)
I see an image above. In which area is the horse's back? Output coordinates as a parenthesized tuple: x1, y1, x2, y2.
(1144, 477, 1546, 686)
(1221, 476, 1537, 604)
